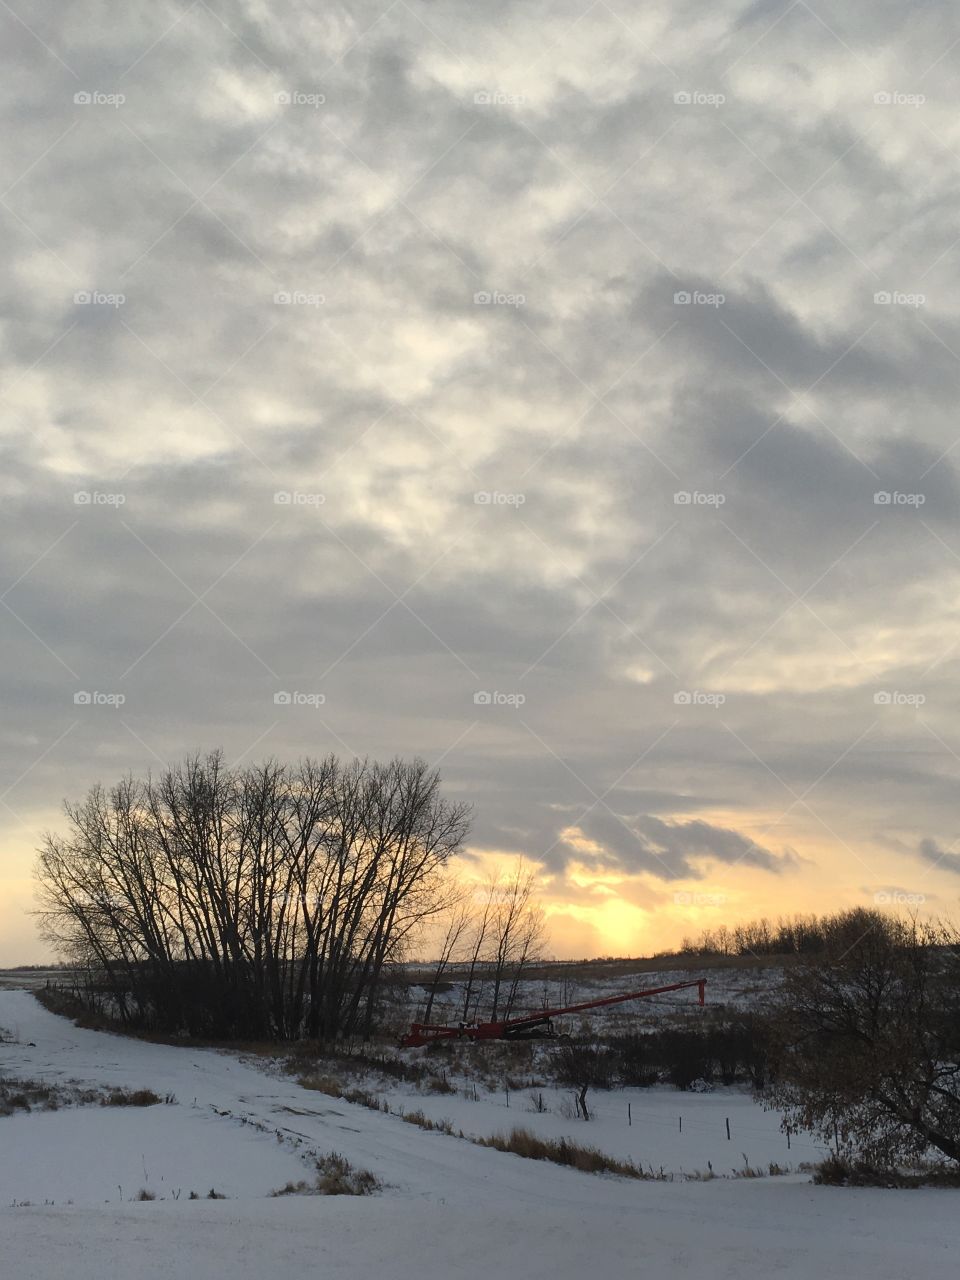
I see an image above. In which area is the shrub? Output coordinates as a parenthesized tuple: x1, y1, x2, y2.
(427, 1076, 455, 1094)
(315, 1152, 381, 1195)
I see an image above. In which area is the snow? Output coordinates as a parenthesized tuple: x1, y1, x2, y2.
(3, 987, 959, 1279)
(376, 1079, 828, 1174)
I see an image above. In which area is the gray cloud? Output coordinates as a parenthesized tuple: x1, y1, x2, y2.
(3, 1, 960, 961)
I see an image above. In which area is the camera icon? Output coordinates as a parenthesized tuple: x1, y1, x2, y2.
(73, 691, 92, 705)
(274, 691, 292, 705)
(73, 491, 91, 505)
(74, 291, 92, 304)
(474, 91, 492, 105)
(473, 691, 492, 705)
(474, 291, 491, 304)
(474, 491, 492, 504)
(273, 491, 292, 504)
(673, 491, 692, 504)
(874, 291, 892, 305)
(673, 91, 691, 105)
(873, 491, 892, 504)
(274, 291, 292, 304)
(673, 291, 691, 305)
(673, 690, 692, 705)
(873, 691, 892, 705)
(873, 91, 892, 105)
(73, 91, 92, 105)
(274, 90, 292, 105)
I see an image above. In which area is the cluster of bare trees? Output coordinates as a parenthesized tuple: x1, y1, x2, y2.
(35, 752, 469, 1040)
(419, 862, 546, 1026)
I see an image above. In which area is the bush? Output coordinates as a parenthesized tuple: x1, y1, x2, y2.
(315, 1152, 380, 1196)
(102, 1088, 166, 1107)
(814, 1155, 960, 1188)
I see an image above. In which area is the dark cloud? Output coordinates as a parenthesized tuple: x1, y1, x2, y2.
(918, 839, 960, 877)
(567, 812, 798, 880)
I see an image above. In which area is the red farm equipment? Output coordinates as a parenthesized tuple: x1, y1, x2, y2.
(400, 977, 706, 1048)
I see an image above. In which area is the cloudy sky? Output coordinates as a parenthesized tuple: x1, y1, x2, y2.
(2, 0, 960, 964)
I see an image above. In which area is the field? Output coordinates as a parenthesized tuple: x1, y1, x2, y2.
(2, 973, 959, 1279)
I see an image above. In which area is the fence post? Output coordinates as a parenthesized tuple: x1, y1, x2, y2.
(628, 1102, 632, 1127)
(725, 1117, 731, 1141)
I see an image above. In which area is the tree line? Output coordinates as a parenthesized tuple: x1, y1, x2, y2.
(36, 751, 469, 1040)
(673, 912, 837, 958)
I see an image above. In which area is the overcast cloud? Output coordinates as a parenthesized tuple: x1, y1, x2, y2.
(2, 0, 960, 961)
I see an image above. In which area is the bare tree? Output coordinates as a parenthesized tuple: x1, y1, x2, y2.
(765, 908, 960, 1168)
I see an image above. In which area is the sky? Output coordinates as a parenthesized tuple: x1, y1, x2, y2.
(2, 1, 960, 965)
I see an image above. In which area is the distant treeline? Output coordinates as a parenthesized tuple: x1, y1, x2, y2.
(671, 913, 839, 958)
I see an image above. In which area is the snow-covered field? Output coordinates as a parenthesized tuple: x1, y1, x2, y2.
(2, 986, 959, 1279)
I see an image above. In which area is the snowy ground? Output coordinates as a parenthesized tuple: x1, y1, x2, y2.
(375, 1077, 827, 1175)
(2, 986, 959, 1279)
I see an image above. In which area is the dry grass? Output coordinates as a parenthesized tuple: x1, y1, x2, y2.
(271, 1152, 381, 1197)
(1, 1077, 172, 1116)
(401, 1109, 458, 1136)
(298, 1073, 342, 1097)
(474, 1126, 656, 1179)
(102, 1088, 172, 1107)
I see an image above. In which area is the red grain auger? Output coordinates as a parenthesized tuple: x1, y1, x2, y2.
(400, 977, 706, 1048)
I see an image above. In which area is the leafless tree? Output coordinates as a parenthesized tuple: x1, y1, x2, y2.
(765, 908, 960, 1168)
